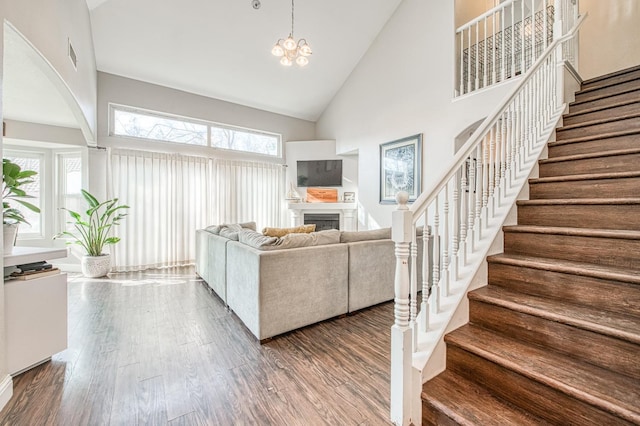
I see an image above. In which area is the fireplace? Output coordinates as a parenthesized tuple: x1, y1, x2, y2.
(304, 213, 340, 231)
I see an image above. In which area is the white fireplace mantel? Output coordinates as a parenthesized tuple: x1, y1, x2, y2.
(288, 202, 357, 231)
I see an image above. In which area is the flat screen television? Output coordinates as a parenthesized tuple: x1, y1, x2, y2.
(297, 160, 343, 187)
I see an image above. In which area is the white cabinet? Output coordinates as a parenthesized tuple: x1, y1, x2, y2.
(4, 247, 68, 375)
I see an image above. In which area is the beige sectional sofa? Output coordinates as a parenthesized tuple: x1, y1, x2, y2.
(195, 225, 429, 341)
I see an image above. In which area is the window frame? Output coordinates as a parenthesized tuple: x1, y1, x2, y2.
(108, 103, 283, 158)
(3, 149, 46, 240)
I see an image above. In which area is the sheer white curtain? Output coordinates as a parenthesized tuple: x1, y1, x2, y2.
(107, 149, 284, 271)
(108, 148, 214, 271)
(213, 159, 285, 231)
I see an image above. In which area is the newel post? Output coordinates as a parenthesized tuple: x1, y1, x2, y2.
(390, 191, 414, 426)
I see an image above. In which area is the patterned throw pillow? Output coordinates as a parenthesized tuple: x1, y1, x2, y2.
(262, 224, 316, 237)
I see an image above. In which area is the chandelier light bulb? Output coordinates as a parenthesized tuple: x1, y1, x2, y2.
(271, 43, 284, 57)
(295, 56, 308, 67)
(283, 36, 297, 51)
(280, 56, 293, 66)
(299, 43, 312, 57)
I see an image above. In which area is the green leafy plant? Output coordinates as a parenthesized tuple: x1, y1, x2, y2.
(3, 158, 41, 225)
(54, 190, 129, 256)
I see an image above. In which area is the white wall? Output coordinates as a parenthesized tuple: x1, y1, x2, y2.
(316, 0, 516, 229)
(0, 0, 98, 142)
(284, 140, 359, 225)
(579, 0, 640, 80)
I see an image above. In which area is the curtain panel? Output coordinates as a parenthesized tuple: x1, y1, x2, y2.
(107, 148, 284, 271)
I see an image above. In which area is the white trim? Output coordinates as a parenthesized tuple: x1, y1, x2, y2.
(0, 374, 13, 412)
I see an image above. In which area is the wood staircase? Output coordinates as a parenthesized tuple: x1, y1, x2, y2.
(421, 64, 640, 425)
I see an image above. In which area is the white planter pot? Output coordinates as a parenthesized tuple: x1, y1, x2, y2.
(81, 254, 111, 278)
(3, 224, 19, 255)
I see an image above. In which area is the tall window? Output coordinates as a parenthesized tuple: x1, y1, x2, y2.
(110, 104, 281, 157)
(4, 151, 43, 238)
(56, 152, 83, 233)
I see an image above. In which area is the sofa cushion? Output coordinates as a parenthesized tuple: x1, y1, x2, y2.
(262, 224, 316, 237)
(238, 229, 279, 248)
(205, 221, 257, 236)
(340, 228, 391, 243)
(274, 229, 340, 249)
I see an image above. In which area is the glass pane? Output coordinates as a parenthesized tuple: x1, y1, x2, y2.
(63, 156, 82, 195)
(210, 127, 279, 156)
(113, 109, 207, 145)
(4, 155, 41, 235)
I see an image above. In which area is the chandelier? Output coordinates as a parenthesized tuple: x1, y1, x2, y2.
(271, 0, 312, 67)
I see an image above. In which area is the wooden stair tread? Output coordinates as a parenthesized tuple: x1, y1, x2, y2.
(503, 225, 640, 240)
(516, 198, 640, 206)
(487, 253, 640, 284)
(547, 129, 640, 147)
(422, 370, 546, 426)
(571, 86, 640, 107)
(581, 64, 640, 87)
(469, 286, 640, 344)
(564, 99, 640, 119)
(529, 170, 640, 183)
(577, 73, 640, 95)
(446, 325, 640, 423)
(539, 147, 640, 164)
(557, 112, 640, 132)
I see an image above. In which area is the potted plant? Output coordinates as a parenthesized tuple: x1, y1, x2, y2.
(54, 189, 129, 277)
(3, 159, 40, 254)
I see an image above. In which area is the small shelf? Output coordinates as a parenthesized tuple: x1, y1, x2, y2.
(4, 247, 68, 267)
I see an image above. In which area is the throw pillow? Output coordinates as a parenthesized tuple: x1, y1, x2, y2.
(218, 224, 243, 240)
(204, 221, 256, 235)
(274, 229, 340, 249)
(262, 224, 316, 237)
(238, 229, 279, 248)
(340, 228, 391, 243)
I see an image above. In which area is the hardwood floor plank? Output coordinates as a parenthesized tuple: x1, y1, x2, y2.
(0, 267, 393, 425)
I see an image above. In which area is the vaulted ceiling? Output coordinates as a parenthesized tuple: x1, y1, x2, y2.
(88, 0, 403, 121)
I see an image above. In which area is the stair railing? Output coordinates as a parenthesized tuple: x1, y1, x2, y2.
(456, 0, 579, 96)
(390, 11, 586, 426)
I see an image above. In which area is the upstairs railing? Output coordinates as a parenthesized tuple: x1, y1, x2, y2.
(456, 0, 578, 96)
(390, 3, 583, 424)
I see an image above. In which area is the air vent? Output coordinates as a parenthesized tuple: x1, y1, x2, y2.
(68, 38, 77, 70)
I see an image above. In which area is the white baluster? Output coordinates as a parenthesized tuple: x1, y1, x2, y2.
(420, 212, 430, 333)
(484, 18, 488, 88)
(460, 30, 465, 95)
(475, 144, 483, 244)
(459, 163, 468, 266)
(467, 28, 472, 94)
(452, 171, 460, 280)
(501, 7, 505, 82)
(492, 12, 497, 84)
(488, 127, 496, 217)
(410, 228, 418, 350)
(442, 184, 450, 296)
(521, 0, 525, 74)
(475, 23, 480, 91)
(431, 197, 440, 314)
(510, 2, 515, 79)
(468, 155, 476, 252)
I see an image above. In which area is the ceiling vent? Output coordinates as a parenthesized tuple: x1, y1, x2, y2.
(68, 38, 77, 70)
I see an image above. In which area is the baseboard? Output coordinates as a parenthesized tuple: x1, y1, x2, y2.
(0, 374, 13, 412)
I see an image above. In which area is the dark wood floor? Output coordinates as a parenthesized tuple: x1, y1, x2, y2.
(0, 268, 393, 425)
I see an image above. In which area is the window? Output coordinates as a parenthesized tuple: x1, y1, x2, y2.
(56, 153, 83, 234)
(4, 151, 43, 238)
(110, 104, 281, 157)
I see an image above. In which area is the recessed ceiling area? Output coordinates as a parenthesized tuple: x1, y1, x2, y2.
(3, 25, 80, 129)
(88, 0, 402, 121)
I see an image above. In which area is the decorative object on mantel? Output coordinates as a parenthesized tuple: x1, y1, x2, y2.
(307, 188, 338, 203)
(286, 181, 301, 202)
(54, 189, 129, 278)
(271, 0, 312, 67)
(2, 158, 41, 254)
(379, 134, 422, 204)
(343, 192, 355, 202)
